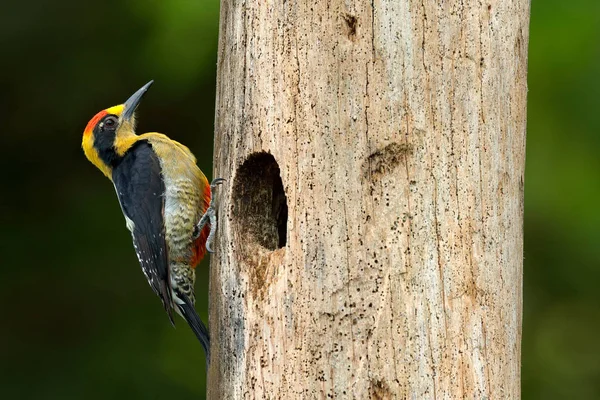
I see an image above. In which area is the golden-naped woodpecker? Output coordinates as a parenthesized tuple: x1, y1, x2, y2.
(81, 81, 222, 362)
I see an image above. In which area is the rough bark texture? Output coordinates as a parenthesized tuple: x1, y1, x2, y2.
(209, 0, 529, 398)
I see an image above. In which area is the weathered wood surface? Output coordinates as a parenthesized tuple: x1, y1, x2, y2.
(209, 0, 529, 398)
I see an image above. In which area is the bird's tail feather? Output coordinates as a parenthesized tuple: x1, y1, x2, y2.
(176, 294, 211, 365)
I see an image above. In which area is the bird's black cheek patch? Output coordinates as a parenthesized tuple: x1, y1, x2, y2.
(232, 152, 288, 251)
(93, 114, 120, 167)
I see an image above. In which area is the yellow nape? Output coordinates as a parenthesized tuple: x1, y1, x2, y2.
(114, 135, 142, 157)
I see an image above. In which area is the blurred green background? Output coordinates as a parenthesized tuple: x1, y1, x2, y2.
(0, 0, 598, 399)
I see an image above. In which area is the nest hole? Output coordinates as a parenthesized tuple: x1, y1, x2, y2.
(232, 152, 288, 250)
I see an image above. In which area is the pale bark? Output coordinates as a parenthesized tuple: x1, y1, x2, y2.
(209, 0, 529, 398)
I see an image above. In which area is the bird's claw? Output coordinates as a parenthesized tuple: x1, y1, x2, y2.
(210, 178, 226, 190)
(194, 178, 225, 253)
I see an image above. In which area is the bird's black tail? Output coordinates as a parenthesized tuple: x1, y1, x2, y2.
(176, 293, 210, 364)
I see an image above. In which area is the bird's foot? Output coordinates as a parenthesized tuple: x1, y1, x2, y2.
(194, 178, 225, 253)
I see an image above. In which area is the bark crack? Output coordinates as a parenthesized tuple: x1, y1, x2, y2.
(482, 320, 492, 397)
(342, 202, 358, 391)
(431, 167, 449, 337)
(370, 0, 376, 59)
(241, 0, 249, 148)
(427, 304, 439, 399)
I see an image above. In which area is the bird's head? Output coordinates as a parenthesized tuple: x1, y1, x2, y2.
(82, 81, 153, 179)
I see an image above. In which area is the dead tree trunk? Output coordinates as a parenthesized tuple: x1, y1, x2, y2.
(209, 0, 529, 398)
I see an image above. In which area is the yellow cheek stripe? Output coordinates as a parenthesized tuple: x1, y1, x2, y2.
(82, 132, 112, 179)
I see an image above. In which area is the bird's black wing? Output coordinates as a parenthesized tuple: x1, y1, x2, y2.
(112, 140, 174, 324)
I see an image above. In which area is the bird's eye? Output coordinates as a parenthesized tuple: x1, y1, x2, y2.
(104, 116, 117, 129)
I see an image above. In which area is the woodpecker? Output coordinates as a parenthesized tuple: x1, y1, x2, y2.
(81, 81, 222, 363)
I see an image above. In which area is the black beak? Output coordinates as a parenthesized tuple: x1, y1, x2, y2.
(122, 80, 153, 122)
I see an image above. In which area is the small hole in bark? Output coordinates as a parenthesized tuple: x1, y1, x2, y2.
(343, 14, 357, 39)
(232, 152, 288, 250)
(370, 379, 392, 399)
